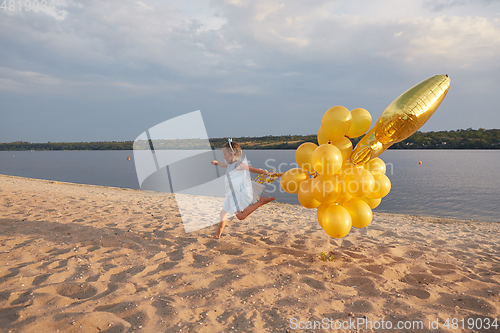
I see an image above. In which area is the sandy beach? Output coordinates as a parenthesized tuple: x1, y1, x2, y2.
(0, 174, 499, 332)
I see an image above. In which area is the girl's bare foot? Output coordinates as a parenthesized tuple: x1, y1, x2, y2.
(260, 196, 275, 204)
(235, 197, 276, 220)
(214, 219, 226, 238)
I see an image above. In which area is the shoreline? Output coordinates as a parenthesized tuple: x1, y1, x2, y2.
(1, 174, 499, 332)
(0, 173, 496, 225)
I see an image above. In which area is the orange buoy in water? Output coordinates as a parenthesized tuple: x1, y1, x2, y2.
(418, 161, 422, 165)
(127, 156, 131, 161)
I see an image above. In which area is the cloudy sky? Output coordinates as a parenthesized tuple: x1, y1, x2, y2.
(1, 0, 499, 143)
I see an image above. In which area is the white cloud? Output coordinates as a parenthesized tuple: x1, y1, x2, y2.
(207, 0, 500, 70)
(1, 0, 500, 141)
(395, 15, 500, 68)
(1, 0, 499, 84)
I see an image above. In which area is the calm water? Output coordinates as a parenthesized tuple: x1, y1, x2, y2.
(1, 150, 499, 222)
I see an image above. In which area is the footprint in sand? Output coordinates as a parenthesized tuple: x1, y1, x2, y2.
(204, 239, 219, 249)
(261, 308, 289, 331)
(227, 258, 248, 265)
(47, 247, 72, 256)
(145, 261, 178, 276)
(191, 253, 213, 268)
(404, 250, 424, 258)
(95, 301, 137, 314)
(208, 269, 244, 289)
(10, 290, 34, 306)
(339, 276, 378, 295)
(343, 250, 367, 260)
(93, 323, 126, 333)
(300, 277, 326, 290)
(427, 262, 457, 270)
(430, 269, 456, 276)
(95, 302, 148, 330)
(363, 264, 386, 275)
(56, 283, 97, 299)
(85, 274, 101, 282)
(0, 291, 10, 302)
(110, 265, 145, 282)
(167, 248, 184, 261)
(0, 267, 20, 284)
(32, 273, 51, 286)
(214, 243, 244, 256)
(151, 297, 176, 317)
(218, 248, 244, 255)
(436, 293, 494, 316)
(401, 273, 437, 286)
(123, 311, 148, 329)
(234, 287, 262, 302)
(402, 288, 431, 299)
(348, 299, 374, 312)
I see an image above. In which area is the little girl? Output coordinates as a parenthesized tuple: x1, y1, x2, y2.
(211, 140, 276, 238)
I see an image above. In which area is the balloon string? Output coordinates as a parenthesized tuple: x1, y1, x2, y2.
(253, 170, 299, 222)
(254, 172, 284, 184)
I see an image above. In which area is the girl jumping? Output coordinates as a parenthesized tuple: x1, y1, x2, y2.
(211, 139, 276, 238)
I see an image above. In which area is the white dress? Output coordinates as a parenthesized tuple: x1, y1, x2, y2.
(223, 156, 265, 214)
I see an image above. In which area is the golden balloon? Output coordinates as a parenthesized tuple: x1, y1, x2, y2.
(339, 162, 355, 176)
(334, 137, 353, 162)
(317, 126, 328, 145)
(295, 142, 317, 172)
(298, 179, 321, 209)
(367, 173, 391, 199)
(322, 106, 352, 143)
(280, 168, 309, 194)
(344, 167, 375, 198)
(346, 108, 372, 138)
(317, 202, 333, 227)
(333, 175, 352, 204)
(361, 197, 382, 209)
(342, 198, 373, 229)
(322, 205, 352, 238)
(312, 174, 341, 204)
(351, 74, 451, 165)
(364, 157, 387, 175)
(311, 144, 343, 175)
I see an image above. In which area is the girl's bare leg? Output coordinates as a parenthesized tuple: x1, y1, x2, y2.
(235, 196, 275, 220)
(214, 210, 228, 238)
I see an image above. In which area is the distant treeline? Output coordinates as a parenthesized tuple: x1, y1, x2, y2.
(1, 128, 499, 151)
(391, 128, 500, 149)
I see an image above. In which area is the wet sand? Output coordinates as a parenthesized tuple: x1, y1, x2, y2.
(1, 174, 499, 332)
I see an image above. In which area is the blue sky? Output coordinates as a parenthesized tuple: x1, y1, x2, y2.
(1, 0, 499, 142)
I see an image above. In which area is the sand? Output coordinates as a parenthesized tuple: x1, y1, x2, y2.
(0, 174, 499, 333)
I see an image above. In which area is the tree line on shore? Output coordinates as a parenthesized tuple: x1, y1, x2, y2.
(1, 128, 498, 151)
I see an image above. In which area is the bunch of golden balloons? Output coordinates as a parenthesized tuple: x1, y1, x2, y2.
(280, 106, 391, 239)
(279, 74, 451, 239)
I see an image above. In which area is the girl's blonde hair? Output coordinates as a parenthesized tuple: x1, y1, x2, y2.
(222, 140, 242, 157)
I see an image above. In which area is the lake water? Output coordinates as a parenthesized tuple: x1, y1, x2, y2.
(1, 150, 499, 222)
